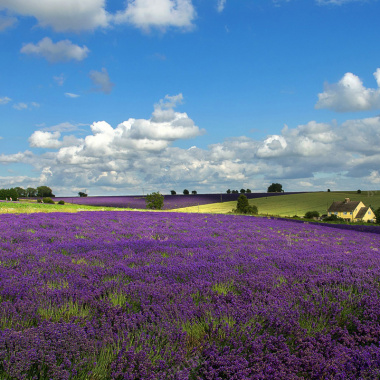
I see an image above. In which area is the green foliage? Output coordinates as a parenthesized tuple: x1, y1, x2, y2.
(226, 189, 231, 194)
(145, 192, 164, 210)
(37, 199, 42, 203)
(267, 183, 283, 192)
(170, 190, 176, 195)
(304, 211, 320, 219)
(43, 197, 55, 204)
(26, 187, 37, 197)
(183, 189, 189, 195)
(234, 194, 258, 215)
(14, 187, 26, 197)
(37, 186, 54, 197)
(324, 214, 344, 222)
(232, 190, 239, 194)
(191, 190, 197, 195)
(357, 189, 362, 194)
(327, 189, 331, 192)
(240, 189, 246, 193)
(78, 192, 88, 197)
(0, 188, 19, 201)
(58, 200, 65, 205)
(374, 207, 380, 224)
(246, 188, 252, 193)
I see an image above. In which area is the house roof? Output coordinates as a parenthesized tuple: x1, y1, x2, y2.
(327, 200, 360, 213)
(355, 206, 369, 219)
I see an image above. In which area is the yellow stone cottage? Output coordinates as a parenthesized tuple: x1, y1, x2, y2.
(327, 198, 376, 223)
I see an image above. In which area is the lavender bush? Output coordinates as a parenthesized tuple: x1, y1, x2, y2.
(1, 211, 380, 379)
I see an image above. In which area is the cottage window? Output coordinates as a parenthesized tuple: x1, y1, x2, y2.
(369, 211, 371, 214)
(343, 212, 347, 215)
(335, 212, 338, 215)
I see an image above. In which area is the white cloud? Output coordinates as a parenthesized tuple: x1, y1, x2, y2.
(21, 37, 89, 63)
(29, 131, 80, 149)
(368, 170, 380, 184)
(0, 96, 11, 105)
(0, 15, 17, 31)
(315, 69, 380, 112)
(114, 0, 196, 31)
(65, 93, 80, 98)
(54, 74, 65, 86)
(13, 102, 39, 110)
(217, 0, 227, 12)
(0, 0, 109, 32)
(316, 0, 368, 4)
(89, 68, 114, 94)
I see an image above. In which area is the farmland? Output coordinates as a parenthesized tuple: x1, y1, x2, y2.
(1, 211, 380, 379)
(175, 191, 380, 216)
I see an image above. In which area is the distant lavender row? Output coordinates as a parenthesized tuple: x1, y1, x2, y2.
(53, 192, 301, 209)
(1, 211, 380, 379)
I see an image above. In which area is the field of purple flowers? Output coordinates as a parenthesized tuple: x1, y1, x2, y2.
(54, 192, 300, 210)
(1, 211, 380, 379)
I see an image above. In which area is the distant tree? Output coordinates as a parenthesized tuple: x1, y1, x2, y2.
(191, 190, 197, 195)
(14, 187, 26, 197)
(374, 207, 380, 224)
(26, 187, 37, 197)
(78, 192, 88, 197)
(327, 189, 331, 192)
(304, 211, 320, 219)
(37, 186, 54, 197)
(183, 189, 189, 195)
(226, 189, 231, 194)
(145, 192, 164, 210)
(357, 189, 362, 194)
(58, 200, 65, 205)
(232, 190, 239, 194)
(267, 183, 283, 193)
(234, 194, 258, 215)
(170, 190, 176, 195)
(0, 188, 18, 201)
(240, 189, 246, 194)
(246, 189, 252, 193)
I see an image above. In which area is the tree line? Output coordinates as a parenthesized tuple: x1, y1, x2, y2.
(0, 186, 54, 201)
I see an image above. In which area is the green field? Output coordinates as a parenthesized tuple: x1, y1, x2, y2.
(174, 191, 380, 217)
(0, 200, 133, 214)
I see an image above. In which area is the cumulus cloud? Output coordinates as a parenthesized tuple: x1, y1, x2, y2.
(0, 96, 11, 105)
(89, 68, 114, 94)
(114, 0, 196, 31)
(2, 94, 380, 194)
(0, 0, 109, 32)
(21, 37, 90, 63)
(315, 69, 380, 112)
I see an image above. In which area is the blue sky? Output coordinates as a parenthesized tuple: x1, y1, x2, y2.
(1, 0, 380, 196)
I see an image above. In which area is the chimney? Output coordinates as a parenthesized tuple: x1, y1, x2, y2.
(344, 198, 350, 203)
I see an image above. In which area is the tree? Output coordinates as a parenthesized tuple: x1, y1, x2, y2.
(374, 207, 380, 224)
(234, 194, 258, 215)
(267, 183, 283, 193)
(145, 192, 164, 210)
(14, 187, 26, 197)
(226, 189, 231, 194)
(327, 189, 331, 192)
(246, 189, 252, 193)
(357, 189, 362, 194)
(183, 189, 189, 195)
(191, 190, 197, 195)
(170, 190, 176, 195)
(37, 186, 54, 197)
(240, 189, 246, 193)
(78, 192, 88, 197)
(26, 187, 37, 197)
(304, 211, 320, 219)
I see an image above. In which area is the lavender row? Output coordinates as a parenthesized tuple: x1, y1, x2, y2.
(1, 211, 380, 379)
(51, 192, 301, 210)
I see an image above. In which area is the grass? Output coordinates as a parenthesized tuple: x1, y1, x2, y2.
(0, 200, 134, 214)
(174, 191, 380, 217)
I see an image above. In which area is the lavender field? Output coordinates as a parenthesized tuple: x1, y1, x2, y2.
(53, 192, 300, 210)
(1, 211, 380, 379)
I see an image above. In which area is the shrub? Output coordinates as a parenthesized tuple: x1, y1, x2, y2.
(234, 194, 258, 215)
(58, 200, 65, 205)
(324, 214, 344, 222)
(37, 199, 42, 203)
(304, 211, 320, 219)
(145, 192, 164, 210)
(43, 197, 55, 204)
